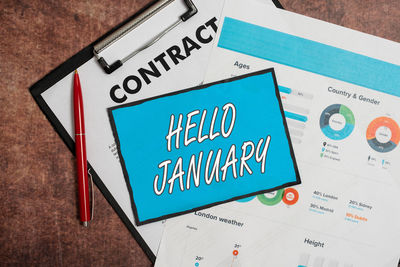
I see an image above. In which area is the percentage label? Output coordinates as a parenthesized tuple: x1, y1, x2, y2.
(313, 191, 322, 196)
(349, 200, 358, 206)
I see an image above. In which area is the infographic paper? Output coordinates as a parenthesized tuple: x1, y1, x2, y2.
(109, 70, 300, 225)
(155, 0, 400, 266)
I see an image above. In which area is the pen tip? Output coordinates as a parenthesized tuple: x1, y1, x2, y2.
(83, 221, 89, 227)
(75, 69, 78, 74)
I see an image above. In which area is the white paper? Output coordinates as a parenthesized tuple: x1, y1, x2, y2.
(155, 0, 400, 266)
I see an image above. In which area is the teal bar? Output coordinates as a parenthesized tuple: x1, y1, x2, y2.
(285, 111, 308, 122)
(278, 86, 292, 94)
(219, 17, 400, 97)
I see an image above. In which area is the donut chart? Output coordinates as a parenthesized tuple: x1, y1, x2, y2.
(257, 189, 284, 206)
(320, 104, 355, 140)
(366, 117, 400, 153)
(282, 188, 299, 205)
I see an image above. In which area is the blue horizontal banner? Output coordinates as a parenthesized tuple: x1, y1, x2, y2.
(218, 17, 400, 98)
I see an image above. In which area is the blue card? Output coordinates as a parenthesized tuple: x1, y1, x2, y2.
(108, 69, 300, 225)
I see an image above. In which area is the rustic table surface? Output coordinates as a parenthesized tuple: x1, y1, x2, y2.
(1, 0, 399, 266)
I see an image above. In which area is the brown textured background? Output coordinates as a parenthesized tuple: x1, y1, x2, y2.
(0, 0, 399, 266)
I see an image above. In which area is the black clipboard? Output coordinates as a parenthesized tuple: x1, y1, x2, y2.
(29, 0, 284, 263)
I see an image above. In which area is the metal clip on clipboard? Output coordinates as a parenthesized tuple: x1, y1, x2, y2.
(93, 0, 198, 74)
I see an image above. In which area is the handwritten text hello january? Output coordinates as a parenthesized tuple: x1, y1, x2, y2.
(153, 103, 271, 196)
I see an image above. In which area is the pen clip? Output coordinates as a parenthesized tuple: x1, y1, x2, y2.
(88, 168, 94, 221)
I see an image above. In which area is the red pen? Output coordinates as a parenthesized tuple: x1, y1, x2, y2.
(73, 70, 91, 227)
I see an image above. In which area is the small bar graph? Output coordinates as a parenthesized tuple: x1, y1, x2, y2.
(288, 128, 304, 137)
(283, 103, 310, 115)
(279, 85, 313, 100)
(285, 111, 308, 123)
(279, 85, 292, 94)
(279, 85, 310, 145)
(287, 120, 306, 130)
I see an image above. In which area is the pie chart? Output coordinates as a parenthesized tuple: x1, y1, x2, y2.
(320, 104, 355, 140)
(257, 189, 284, 206)
(366, 117, 399, 153)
